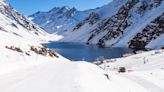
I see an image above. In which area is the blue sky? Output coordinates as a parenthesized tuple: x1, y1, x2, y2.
(6, 0, 112, 15)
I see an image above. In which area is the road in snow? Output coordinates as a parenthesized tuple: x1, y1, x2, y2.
(0, 60, 152, 92)
(0, 62, 80, 92)
(0, 61, 158, 92)
(0, 61, 116, 92)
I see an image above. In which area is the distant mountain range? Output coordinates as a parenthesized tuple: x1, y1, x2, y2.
(29, 6, 92, 34)
(30, 0, 164, 50)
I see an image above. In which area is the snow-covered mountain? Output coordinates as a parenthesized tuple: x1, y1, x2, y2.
(29, 6, 93, 34)
(31, 0, 164, 50)
(61, 0, 164, 50)
(29, 1, 125, 34)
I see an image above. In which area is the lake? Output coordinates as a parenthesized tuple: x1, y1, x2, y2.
(44, 42, 133, 61)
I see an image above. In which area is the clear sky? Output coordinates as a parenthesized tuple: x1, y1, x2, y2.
(6, 0, 112, 15)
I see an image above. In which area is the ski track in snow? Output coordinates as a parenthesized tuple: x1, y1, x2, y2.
(121, 74, 164, 92)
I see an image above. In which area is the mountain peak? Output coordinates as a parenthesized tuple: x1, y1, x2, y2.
(61, 6, 71, 10)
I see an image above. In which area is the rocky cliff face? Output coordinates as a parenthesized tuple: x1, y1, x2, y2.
(73, 12, 100, 31)
(87, 0, 139, 47)
(129, 12, 164, 50)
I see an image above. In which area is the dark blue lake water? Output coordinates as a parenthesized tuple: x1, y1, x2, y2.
(44, 42, 133, 61)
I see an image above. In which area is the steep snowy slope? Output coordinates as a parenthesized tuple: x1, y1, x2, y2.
(59, 0, 128, 42)
(0, 1, 48, 45)
(60, 0, 164, 50)
(0, 1, 68, 74)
